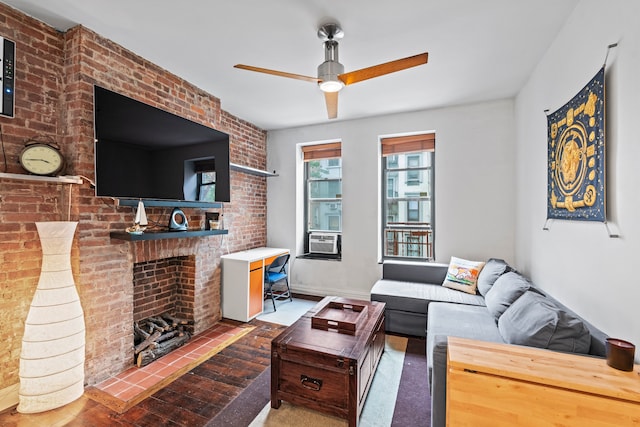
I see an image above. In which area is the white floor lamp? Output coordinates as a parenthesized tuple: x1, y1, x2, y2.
(17, 221, 85, 413)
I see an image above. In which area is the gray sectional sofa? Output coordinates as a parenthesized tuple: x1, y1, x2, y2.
(370, 259, 608, 427)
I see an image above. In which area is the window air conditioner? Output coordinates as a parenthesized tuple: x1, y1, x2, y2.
(309, 232, 339, 254)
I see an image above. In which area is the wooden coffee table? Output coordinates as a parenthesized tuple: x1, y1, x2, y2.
(270, 296, 385, 427)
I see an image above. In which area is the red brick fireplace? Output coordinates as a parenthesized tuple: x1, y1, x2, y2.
(0, 3, 268, 399)
(133, 256, 196, 326)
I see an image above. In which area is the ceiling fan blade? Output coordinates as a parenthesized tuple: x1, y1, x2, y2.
(324, 91, 338, 119)
(338, 52, 428, 86)
(234, 64, 320, 84)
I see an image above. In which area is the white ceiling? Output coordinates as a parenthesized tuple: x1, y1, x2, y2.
(1, 0, 578, 130)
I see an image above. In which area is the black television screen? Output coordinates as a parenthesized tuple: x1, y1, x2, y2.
(93, 85, 230, 203)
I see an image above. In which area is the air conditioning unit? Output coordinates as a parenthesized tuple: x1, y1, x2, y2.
(309, 232, 339, 254)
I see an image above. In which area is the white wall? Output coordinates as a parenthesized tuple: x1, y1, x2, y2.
(267, 100, 516, 299)
(515, 0, 640, 354)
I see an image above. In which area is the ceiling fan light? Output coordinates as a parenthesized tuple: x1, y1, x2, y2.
(319, 79, 344, 93)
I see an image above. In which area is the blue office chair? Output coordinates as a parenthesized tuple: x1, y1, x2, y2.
(264, 254, 292, 311)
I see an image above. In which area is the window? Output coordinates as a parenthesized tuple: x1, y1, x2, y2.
(197, 172, 216, 202)
(407, 200, 419, 221)
(406, 155, 420, 185)
(381, 133, 435, 261)
(302, 142, 342, 233)
(192, 159, 217, 202)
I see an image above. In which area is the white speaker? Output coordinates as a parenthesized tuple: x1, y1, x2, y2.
(169, 208, 188, 231)
(1, 37, 15, 118)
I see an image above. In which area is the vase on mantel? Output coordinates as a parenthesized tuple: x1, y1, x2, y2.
(17, 221, 85, 413)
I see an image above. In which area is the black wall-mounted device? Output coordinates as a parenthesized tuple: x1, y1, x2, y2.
(1, 37, 15, 118)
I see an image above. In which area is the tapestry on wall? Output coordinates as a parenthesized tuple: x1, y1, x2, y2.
(547, 66, 605, 222)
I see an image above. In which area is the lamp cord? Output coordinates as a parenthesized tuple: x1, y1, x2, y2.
(68, 184, 72, 221)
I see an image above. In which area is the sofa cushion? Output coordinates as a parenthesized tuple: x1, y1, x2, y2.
(477, 258, 511, 296)
(426, 302, 504, 385)
(441, 257, 485, 295)
(382, 260, 449, 284)
(427, 306, 505, 427)
(371, 279, 485, 314)
(383, 309, 430, 337)
(498, 291, 591, 354)
(484, 271, 531, 319)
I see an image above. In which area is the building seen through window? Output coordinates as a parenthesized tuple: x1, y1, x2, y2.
(198, 171, 216, 202)
(307, 158, 342, 232)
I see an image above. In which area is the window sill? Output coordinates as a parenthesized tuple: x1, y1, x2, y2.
(297, 253, 341, 261)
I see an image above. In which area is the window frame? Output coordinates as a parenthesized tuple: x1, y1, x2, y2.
(301, 142, 343, 258)
(380, 134, 435, 262)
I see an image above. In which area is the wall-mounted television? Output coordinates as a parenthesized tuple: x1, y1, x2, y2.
(93, 85, 230, 203)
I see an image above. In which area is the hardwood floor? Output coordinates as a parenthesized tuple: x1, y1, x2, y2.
(0, 320, 286, 427)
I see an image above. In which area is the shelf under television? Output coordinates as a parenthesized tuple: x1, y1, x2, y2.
(116, 199, 223, 208)
(110, 229, 228, 241)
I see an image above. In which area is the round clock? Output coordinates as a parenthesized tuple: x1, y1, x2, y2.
(19, 141, 65, 176)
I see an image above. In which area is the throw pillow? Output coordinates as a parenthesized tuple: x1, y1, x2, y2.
(498, 291, 591, 354)
(441, 256, 485, 295)
(477, 258, 512, 296)
(484, 271, 531, 319)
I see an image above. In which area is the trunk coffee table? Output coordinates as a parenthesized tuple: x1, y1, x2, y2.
(271, 296, 386, 427)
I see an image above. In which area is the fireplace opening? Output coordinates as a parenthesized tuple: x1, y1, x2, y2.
(133, 314, 192, 367)
(132, 256, 196, 366)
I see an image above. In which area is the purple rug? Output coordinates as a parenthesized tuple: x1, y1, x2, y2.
(392, 336, 430, 426)
(206, 336, 430, 426)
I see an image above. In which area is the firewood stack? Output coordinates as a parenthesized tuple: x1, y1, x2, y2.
(133, 313, 193, 367)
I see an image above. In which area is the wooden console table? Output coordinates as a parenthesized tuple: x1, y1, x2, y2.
(447, 337, 640, 426)
(221, 247, 289, 321)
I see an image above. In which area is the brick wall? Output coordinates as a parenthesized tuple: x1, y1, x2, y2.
(0, 3, 268, 391)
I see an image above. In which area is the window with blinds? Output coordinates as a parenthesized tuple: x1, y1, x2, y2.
(303, 142, 342, 234)
(381, 134, 435, 261)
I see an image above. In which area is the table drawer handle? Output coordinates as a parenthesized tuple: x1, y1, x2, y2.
(300, 375, 323, 391)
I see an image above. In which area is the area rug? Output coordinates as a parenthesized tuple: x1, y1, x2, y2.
(206, 334, 430, 427)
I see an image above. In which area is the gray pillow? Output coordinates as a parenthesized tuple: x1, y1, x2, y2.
(484, 271, 531, 319)
(498, 291, 591, 354)
(477, 258, 511, 296)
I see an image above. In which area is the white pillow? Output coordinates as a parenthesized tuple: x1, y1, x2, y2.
(442, 256, 485, 295)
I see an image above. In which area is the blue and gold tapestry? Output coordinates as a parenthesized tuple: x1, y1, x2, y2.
(547, 67, 605, 222)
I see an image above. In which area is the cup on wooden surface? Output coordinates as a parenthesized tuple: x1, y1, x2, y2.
(605, 338, 635, 371)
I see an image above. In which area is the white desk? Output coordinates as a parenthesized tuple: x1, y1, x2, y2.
(221, 247, 289, 322)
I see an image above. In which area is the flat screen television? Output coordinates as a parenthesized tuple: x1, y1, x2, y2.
(93, 85, 230, 203)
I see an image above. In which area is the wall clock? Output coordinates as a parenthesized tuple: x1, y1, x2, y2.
(19, 139, 65, 176)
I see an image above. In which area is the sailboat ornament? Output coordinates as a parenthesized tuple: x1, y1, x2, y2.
(126, 200, 148, 234)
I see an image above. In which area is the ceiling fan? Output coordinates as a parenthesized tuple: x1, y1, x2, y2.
(234, 23, 428, 119)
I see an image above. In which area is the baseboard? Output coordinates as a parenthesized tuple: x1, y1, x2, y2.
(0, 383, 19, 413)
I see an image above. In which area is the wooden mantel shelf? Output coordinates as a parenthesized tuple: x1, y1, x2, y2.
(110, 229, 228, 241)
(0, 172, 83, 184)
